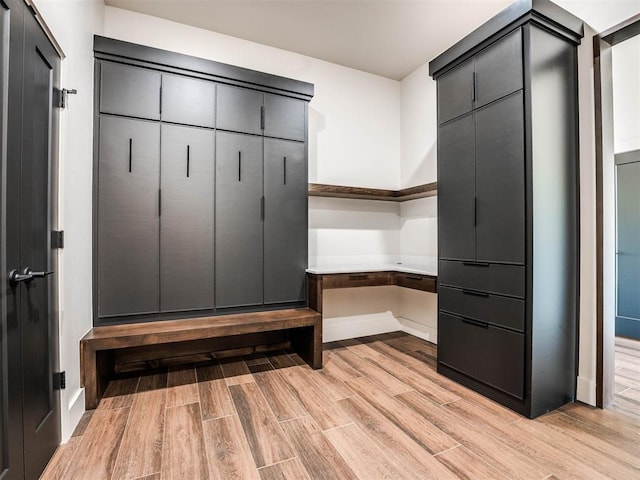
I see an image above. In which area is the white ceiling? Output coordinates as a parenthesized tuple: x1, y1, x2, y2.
(104, 0, 640, 80)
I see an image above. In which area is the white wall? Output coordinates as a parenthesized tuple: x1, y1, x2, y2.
(613, 35, 640, 154)
(32, 0, 104, 442)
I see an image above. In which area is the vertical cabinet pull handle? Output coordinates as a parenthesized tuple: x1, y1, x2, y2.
(158, 189, 162, 216)
(283, 156, 287, 185)
(474, 196, 477, 226)
(128, 138, 133, 173)
(186, 145, 190, 177)
(260, 105, 265, 130)
(261, 196, 265, 220)
(238, 151, 242, 182)
(472, 72, 476, 102)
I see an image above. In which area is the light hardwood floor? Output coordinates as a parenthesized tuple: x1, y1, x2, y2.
(42, 332, 640, 480)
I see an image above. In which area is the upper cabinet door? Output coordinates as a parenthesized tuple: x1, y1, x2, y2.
(100, 61, 161, 120)
(161, 74, 216, 128)
(438, 112, 476, 261)
(437, 58, 474, 125)
(98, 116, 160, 317)
(264, 139, 307, 304)
(160, 125, 215, 312)
(215, 131, 264, 308)
(264, 94, 306, 141)
(216, 84, 263, 135)
(475, 92, 525, 265)
(475, 28, 523, 108)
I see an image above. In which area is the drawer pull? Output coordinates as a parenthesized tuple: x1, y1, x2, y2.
(462, 318, 489, 328)
(349, 274, 369, 280)
(403, 275, 423, 281)
(462, 289, 489, 298)
(463, 261, 490, 267)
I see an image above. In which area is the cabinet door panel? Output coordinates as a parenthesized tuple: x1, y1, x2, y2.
(475, 28, 523, 108)
(264, 139, 307, 304)
(216, 84, 263, 135)
(438, 112, 475, 261)
(437, 58, 473, 124)
(161, 74, 215, 128)
(439, 312, 524, 399)
(215, 132, 263, 308)
(100, 61, 161, 120)
(161, 125, 215, 312)
(98, 116, 160, 317)
(475, 92, 525, 264)
(264, 94, 306, 141)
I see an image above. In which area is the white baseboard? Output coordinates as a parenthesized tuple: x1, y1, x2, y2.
(62, 387, 85, 443)
(322, 312, 401, 343)
(397, 316, 437, 344)
(576, 376, 596, 406)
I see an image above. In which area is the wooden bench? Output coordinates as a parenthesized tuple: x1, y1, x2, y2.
(80, 308, 322, 409)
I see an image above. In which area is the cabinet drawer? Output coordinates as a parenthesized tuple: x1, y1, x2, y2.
(264, 94, 306, 141)
(100, 61, 161, 120)
(439, 286, 524, 332)
(322, 272, 393, 289)
(394, 273, 437, 292)
(439, 312, 524, 399)
(216, 84, 263, 135)
(161, 74, 216, 128)
(439, 260, 525, 298)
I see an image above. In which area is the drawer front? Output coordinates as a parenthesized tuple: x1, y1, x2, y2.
(394, 273, 437, 293)
(439, 286, 524, 332)
(100, 61, 161, 120)
(439, 260, 525, 298)
(439, 312, 524, 399)
(322, 272, 393, 289)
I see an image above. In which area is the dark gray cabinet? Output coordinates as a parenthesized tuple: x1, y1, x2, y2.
(161, 74, 216, 128)
(430, 0, 583, 418)
(264, 139, 307, 304)
(94, 37, 313, 324)
(160, 125, 215, 312)
(100, 61, 161, 120)
(97, 115, 160, 317)
(215, 131, 264, 308)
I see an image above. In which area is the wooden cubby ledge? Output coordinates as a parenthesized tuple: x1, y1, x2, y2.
(308, 182, 437, 201)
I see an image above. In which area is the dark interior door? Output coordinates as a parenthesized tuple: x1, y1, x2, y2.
(616, 154, 640, 339)
(3, 2, 61, 479)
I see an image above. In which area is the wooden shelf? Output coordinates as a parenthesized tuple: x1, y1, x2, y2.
(308, 182, 437, 201)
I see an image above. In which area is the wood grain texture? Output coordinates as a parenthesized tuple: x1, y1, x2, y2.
(112, 389, 166, 479)
(40, 436, 81, 480)
(98, 375, 140, 409)
(162, 403, 209, 479)
(258, 457, 312, 480)
(199, 379, 236, 421)
(435, 446, 509, 480)
(308, 182, 437, 201)
(229, 382, 295, 467)
(253, 371, 308, 422)
(334, 349, 412, 396)
(166, 365, 199, 407)
(203, 415, 260, 480)
(279, 416, 356, 480)
(63, 408, 130, 480)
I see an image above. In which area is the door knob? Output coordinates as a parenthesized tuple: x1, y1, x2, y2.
(25, 267, 54, 279)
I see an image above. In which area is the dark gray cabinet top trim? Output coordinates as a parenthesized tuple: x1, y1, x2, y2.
(429, 0, 584, 77)
(94, 35, 314, 101)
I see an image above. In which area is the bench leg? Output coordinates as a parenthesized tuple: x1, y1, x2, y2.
(81, 345, 114, 410)
(291, 320, 322, 369)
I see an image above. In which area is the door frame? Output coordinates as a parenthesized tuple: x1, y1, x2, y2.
(593, 14, 640, 408)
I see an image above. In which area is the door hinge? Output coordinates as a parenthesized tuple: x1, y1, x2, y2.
(51, 230, 64, 249)
(54, 371, 66, 390)
(58, 88, 77, 108)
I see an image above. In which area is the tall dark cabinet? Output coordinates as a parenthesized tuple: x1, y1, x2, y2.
(430, 0, 583, 418)
(93, 37, 313, 325)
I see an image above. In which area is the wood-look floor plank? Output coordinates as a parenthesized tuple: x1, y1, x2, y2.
(199, 378, 236, 421)
(443, 398, 522, 431)
(334, 349, 413, 395)
(347, 341, 382, 358)
(322, 352, 362, 382)
(435, 446, 509, 480)
(559, 402, 640, 439)
(196, 361, 224, 382)
(220, 358, 254, 386)
(203, 414, 260, 480)
(258, 457, 312, 480)
(397, 391, 548, 480)
(228, 382, 295, 468)
(367, 341, 424, 366)
(98, 375, 140, 410)
(162, 402, 209, 479)
(166, 365, 199, 407)
(40, 436, 81, 480)
(345, 376, 458, 455)
(366, 353, 460, 405)
(309, 367, 355, 401)
(132, 474, 160, 480)
(265, 351, 298, 369)
(112, 389, 166, 480)
(137, 369, 168, 392)
(338, 395, 459, 480)
(324, 423, 412, 480)
(253, 371, 308, 422)
(279, 415, 357, 480)
(63, 407, 130, 480)
(277, 366, 352, 430)
(72, 411, 95, 437)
